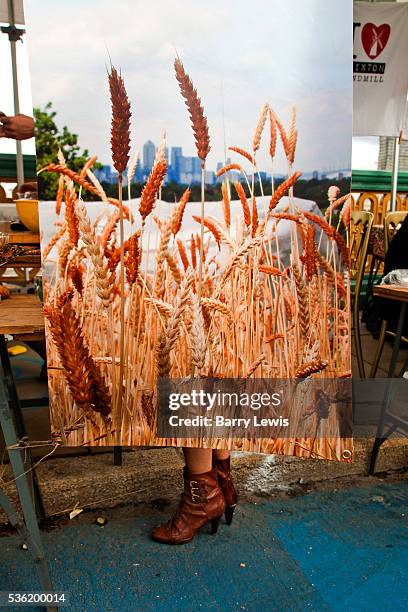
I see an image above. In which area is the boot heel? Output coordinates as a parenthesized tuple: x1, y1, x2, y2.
(225, 505, 236, 526)
(210, 514, 222, 534)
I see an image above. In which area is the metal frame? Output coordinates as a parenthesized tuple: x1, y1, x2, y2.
(0, 334, 46, 516)
(0, 376, 57, 612)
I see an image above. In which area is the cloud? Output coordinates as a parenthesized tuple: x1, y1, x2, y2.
(24, 0, 352, 172)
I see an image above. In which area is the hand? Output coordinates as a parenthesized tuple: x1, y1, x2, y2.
(0, 114, 35, 140)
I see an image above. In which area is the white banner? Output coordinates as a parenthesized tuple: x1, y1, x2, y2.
(353, 2, 408, 137)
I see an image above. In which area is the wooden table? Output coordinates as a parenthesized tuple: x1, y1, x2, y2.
(0, 221, 40, 246)
(0, 221, 41, 284)
(0, 294, 46, 517)
(0, 296, 122, 474)
(0, 293, 45, 339)
(370, 284, 408, 473)
(0, 293, 45, 429)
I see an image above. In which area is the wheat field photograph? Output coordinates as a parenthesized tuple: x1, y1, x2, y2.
(25, 0, 353, 460)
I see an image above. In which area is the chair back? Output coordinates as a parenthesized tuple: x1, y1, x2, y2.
(384, 211, 408, 252)
(350, 211, 374, 298)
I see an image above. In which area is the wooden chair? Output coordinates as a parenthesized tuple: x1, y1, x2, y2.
(350, 211, 374, 378)
(370, 211, 408, 378)
(384, 211, 408, 252)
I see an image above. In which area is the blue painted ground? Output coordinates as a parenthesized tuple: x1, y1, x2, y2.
(1, 483, 407, 611)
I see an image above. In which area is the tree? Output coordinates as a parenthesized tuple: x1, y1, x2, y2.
(34, 102, 98, 200)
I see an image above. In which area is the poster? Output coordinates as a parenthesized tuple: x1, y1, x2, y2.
(353, 1, 408, 137)
(26, 0, 352, 460)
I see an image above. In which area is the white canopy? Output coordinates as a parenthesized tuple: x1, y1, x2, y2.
(0, 0, 24, 25)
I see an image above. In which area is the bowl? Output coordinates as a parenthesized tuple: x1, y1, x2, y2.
(14, 199, 40, 233)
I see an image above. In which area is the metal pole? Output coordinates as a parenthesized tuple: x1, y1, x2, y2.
(390, 134, 401, 212)
(7, 0, 25, 187)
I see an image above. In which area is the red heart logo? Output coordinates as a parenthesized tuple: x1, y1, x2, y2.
(361, 23, 391, 59)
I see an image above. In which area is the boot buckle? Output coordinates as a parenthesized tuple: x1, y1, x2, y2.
(190, 480, 201, 501)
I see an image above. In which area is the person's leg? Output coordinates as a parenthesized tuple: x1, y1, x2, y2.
(152, 446, 225, 544)
(183, 447, 213, 473)
(212, 449, 237, 525)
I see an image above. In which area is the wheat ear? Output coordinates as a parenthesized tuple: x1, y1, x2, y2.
(269, 172, 302, 211)
(44, 292, 111, 420)
(139, 159, 167, 222)
(76, 201, 115, 308)
(174, 58, 210, 163)
(171, 188, 191, 235)
(253, 102, 269, 153)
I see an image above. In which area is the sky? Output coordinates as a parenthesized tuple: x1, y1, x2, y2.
(23, 0, 354, 175)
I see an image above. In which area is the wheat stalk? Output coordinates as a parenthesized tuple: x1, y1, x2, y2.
(245, 353, 266, 377)
(171, 188, 190, 235)
(190, 292, 206, 373)
(139, 159, 167, 222)
(156, 274, 192, 377)
(45, 292, 111, 421)
(177, 239, 190, 272)
(221, 182, 231, 229)
(174, 58, 210, 163)
(216, 163, 242, 178)
(228, 146, 254, 164)
(192, 215, 222, 249)
(42, 164, 132, 220)
(253, 102, 269, 153)
(64, 188, 79, 247)
(295, 359, 328, 378)
(292, 265, 310, 340)
(76, 201, 115, 308)
(234, 181, 251, 227)
(269, 172, 302, 211)
(268, 108, 277, 161)
(108, 66, 131, 174)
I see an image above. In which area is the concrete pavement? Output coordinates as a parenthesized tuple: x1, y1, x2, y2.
(1, 482, 408, 611)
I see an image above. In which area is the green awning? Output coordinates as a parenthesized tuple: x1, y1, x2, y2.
(351, 169, 408, 192)
(0, 153, 36, 180)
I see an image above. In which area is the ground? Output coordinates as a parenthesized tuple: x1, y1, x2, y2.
(1, 319, 408, 610)
(1, 480, 408, 611)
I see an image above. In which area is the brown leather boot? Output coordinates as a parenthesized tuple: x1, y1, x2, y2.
(151, 467, 225, 544)
(213, 456, 237, 525)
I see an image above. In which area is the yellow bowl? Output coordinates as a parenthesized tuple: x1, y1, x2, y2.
(14, 199, 40, 233)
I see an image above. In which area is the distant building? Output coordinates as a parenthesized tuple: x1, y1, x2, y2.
(378, 136, 408, 171)
(134, 158, 143, 182)
(179, 156, 202, 184)
(170, 146, 183, 182)
(205, 170, 215, 186)
(143, 140, 156, 173)
(95, 164, 114, 184)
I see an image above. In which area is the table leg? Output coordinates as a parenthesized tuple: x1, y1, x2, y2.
(0, 379, 57, 612)
(369, 302, 407, 474)
(387, 303, 406, 378)
(0, 334, 25, 436)
(0, 334, 45, 518)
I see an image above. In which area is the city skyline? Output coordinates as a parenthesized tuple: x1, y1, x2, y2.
(95, 137, 350, 187)
(25, 0, 352, 175)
